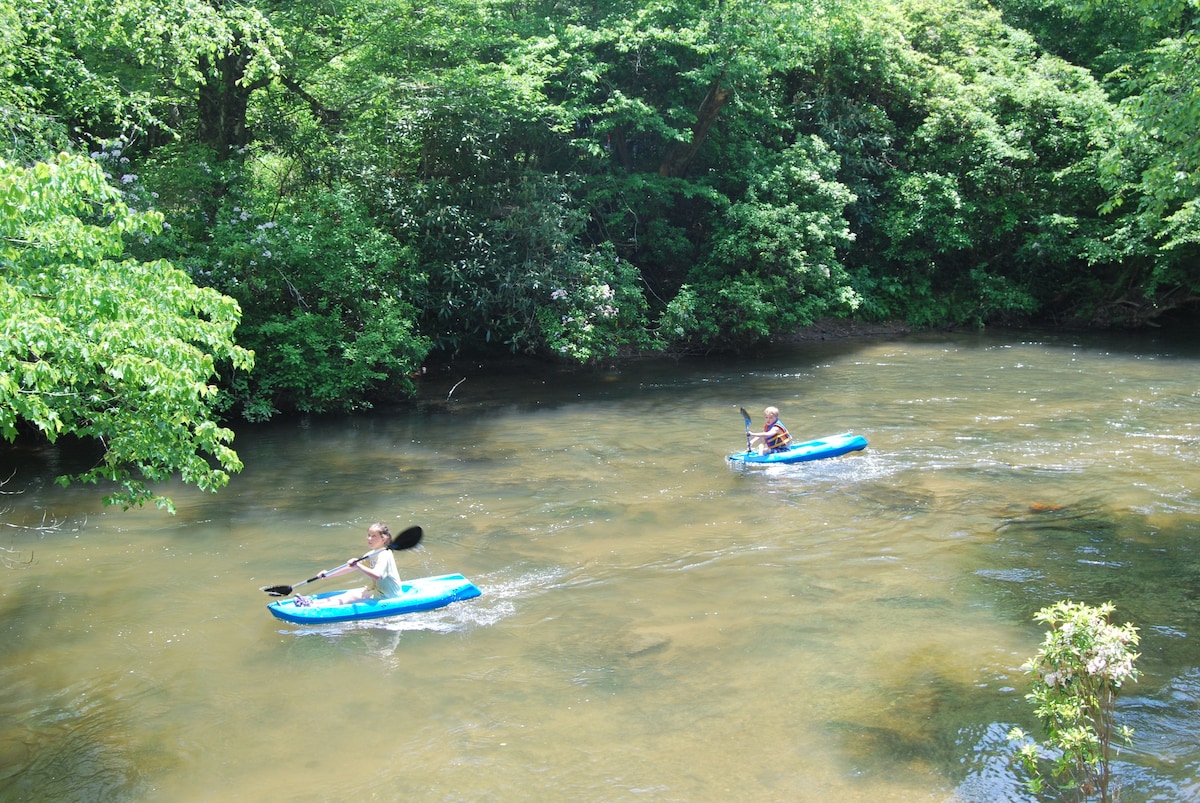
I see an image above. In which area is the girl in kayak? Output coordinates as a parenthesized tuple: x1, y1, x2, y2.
(747, 406, 792, 454)
(294, 522, 405, 606)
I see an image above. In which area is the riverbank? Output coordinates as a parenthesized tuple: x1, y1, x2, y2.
(776, 317, 913, 342)
(418, 318, 916, 383)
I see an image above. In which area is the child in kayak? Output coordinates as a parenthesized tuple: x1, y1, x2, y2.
(747, 406, 792, 454)
(294, 522, 404, 606)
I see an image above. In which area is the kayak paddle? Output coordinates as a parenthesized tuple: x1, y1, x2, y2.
(260, 525, 424, 597)
(740, 407, 753, 453)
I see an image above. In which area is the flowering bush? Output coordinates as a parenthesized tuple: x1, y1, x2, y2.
(174, 183, 430, 420)
(536, 244, 651, 362)
(1008, 601, 1140, 801)
(666, 136, 860, 348)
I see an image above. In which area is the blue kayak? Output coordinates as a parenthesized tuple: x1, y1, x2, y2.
(267, 573, 481, 624)
(727, 432, 868, 466)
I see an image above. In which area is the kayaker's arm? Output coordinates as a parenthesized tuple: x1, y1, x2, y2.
(316, 545, 389, 579)
(319, 556, 384, 581)
(318, 562, 358, 580)
(748, 426, 782, 443)
(350, 560, 384, 581)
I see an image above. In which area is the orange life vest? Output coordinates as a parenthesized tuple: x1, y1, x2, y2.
(766, 421, 792, 451)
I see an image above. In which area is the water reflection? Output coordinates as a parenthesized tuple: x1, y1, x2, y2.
(1, 331, 1198, 800)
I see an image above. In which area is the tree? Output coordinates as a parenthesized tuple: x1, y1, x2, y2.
(1096, 27, 1200, 324)
(12, 0, 1198, 409)
(0, 153, 254, 510)
(992, 0, 1200, 325)
(185, 183, 432, 419)
(670, 135, 861, 345)
(0, 0, 76, 161)
(798, 0, 1127, 327)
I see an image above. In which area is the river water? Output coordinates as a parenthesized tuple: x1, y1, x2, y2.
(1, 330, 1198, 801)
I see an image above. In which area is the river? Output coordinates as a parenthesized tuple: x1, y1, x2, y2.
(1, 329, 1198, 801)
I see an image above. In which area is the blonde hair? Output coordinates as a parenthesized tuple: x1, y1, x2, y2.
(764, 406, 780, 417)
(368, 522, 393, 544)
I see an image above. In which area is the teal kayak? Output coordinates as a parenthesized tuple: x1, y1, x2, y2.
(727, 432, 868, 466)
(267, 573, 481, 624)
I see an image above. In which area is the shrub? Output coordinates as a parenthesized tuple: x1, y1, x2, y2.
(1008, 601, 1140, 801)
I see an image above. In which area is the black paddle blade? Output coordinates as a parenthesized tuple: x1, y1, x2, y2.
(389, 525, 423, 550)
(261, 584, 293, 597)
(740, 407, 752, 426)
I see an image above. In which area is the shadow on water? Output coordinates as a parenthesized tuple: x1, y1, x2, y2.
(965, 501, 1200, 801)
(799, 494, 1200, 801)
(983, 500, 1200, 628)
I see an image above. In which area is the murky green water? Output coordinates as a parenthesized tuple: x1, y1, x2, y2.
(2, 330, 1198, 801)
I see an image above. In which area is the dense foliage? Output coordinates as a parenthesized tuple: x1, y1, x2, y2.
(3, 0, 1199, 427)
(0, 153, 253, 508)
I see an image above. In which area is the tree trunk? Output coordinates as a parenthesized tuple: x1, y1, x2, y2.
(196, 43, 263, 159)
(657, 73, 731, 179)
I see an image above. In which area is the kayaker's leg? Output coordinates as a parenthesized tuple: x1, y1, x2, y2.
(297, 585, 367, 604)
(318, 586, 372, 606)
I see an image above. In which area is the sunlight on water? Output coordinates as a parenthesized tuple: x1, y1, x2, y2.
(2, 330, 1199, 801)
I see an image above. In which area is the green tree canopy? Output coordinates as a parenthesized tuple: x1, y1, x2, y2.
(5, 0, 1199, 429)
(0, 153, 254, 509)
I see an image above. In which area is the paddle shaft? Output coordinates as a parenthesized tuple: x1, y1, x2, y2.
(740, 407, 753, 453)
(292, 548, 384, 591)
